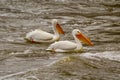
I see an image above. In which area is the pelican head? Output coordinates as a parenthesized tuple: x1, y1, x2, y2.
(72, 29, 93, 46)
(52, 19, 64, 35)
(72, 29, 81, 35)
(52, 19, 58, 25)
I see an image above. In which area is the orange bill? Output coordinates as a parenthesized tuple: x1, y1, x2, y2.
(56, 23, 65, 35)
(76, 32, 93, 46)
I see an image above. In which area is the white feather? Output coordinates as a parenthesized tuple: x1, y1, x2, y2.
(26, 29, 53, 42)
(47, 41, 77, 52)
(25, 19, 63, 43)
(47, 29, 84, 52)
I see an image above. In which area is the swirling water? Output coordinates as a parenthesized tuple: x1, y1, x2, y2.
(0, 0, 120, 80)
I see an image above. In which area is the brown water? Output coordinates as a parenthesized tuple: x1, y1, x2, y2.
(0, 0, 120, 80)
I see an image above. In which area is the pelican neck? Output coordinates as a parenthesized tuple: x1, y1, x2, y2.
(52, 23, 59, 37)
(73, 34, 82, 45)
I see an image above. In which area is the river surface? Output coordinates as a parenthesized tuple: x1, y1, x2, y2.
(0, 0, 120, 80)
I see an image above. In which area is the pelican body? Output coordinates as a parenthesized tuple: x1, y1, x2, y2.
(47, 29, 93, 52)
(25, 19, 64, 43)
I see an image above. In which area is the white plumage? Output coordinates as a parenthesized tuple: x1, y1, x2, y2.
(47, 29, 93, 52)
(26, 29, 53, 42)
(25, 19, 64, 43)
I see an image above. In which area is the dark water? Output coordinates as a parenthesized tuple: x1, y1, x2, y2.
(0, 0, 120, 80)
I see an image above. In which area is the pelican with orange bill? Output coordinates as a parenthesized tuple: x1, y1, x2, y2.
(47, 29, 93, 52)
(25, 19, 64, 43)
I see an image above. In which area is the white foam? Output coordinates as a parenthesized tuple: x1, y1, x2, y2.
(80, 51, 120, 62)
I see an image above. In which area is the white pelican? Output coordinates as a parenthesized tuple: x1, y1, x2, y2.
(46, 29, 93, 52)
(25, 19, 64, 43)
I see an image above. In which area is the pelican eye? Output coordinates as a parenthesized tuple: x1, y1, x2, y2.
(77, 31, 80, 33)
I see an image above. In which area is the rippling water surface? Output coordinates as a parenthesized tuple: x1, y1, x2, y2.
(0, 0, 120, 80)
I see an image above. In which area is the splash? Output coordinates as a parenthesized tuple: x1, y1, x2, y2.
(80, 51, 120, 62)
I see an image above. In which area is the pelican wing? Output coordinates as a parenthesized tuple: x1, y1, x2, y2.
(26, 29, 53, 41)
(50, 41, 77, 50)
